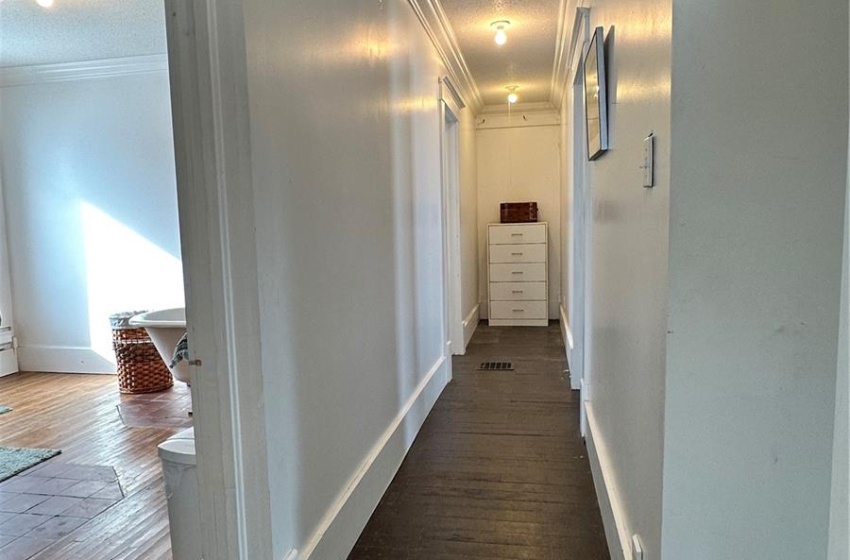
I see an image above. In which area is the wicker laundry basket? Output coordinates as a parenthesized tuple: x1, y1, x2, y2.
(110, 311, 173, 394)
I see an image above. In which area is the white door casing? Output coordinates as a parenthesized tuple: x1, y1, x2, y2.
(164, 1, 273, 558)
(440, 77, 465, 358)
(568, 8, 592, 436)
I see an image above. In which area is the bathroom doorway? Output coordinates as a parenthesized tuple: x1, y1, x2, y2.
(441, 77, 465, 358)
(0, 1, 189, 558)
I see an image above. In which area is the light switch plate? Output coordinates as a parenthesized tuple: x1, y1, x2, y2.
(643, 134, 654, 188)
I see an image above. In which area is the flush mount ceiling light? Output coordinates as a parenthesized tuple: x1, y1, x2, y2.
(35, 0, 54, 7)
(491, 20, 510, 46)
(506, 85, 519, 104)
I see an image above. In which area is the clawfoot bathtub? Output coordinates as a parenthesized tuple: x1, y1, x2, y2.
(129, 308, 190, 385)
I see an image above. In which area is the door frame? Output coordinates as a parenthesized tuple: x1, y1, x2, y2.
(440, 77, 465, 358)
(567, 8, 593, 436)
(164, 1, 272, 558)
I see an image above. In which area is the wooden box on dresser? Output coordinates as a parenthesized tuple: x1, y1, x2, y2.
(487, 222, 548, 327)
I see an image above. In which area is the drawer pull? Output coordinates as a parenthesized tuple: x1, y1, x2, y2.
(511, 233, 523, 237)
(512, 309, 525, 312)
(511, 290, 524, 294)
(511, 252, 523, 256)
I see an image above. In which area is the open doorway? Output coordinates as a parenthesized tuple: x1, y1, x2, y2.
(0, 0, 185, 377)
(440, 78, 465, 357)
(567, 9, 593, 436)
(571, 74, 593, 436)
(0, 1, 190, 558)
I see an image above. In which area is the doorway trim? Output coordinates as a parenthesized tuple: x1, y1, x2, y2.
(566, 7, 592, 435)
(164, 1, 272, 559)
(440, 76, 465, 357)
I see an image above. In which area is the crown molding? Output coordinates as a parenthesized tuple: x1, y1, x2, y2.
(550, 4, 590, 109)
(440, 75, 465, 110)
(0, 54, 168, 88)
(408, 0, 484, 114)
(550, 0, 572, 108)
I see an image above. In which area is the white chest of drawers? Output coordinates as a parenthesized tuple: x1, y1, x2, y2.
(487, 222, 548, 327)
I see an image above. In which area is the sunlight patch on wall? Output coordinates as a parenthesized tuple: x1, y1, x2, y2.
(81, 201, 184, 362)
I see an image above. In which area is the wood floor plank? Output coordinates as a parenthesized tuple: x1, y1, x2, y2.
(2, 324, 609, 559)
(348, 323, 610, 559)
(0, 371, 189, 559)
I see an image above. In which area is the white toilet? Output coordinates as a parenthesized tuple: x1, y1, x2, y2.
(158, 427, 201, 560)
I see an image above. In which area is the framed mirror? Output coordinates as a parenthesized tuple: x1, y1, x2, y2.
(584, 26, 609, 161)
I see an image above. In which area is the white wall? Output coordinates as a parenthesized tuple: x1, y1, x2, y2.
(0, 69, 184, 373)
(459, 107, 479, 336)
(476, 114, 562, 319)
(663, 0, 847, 558)
(239, 0, 470, 556)
(828, 145, 849, 559)
(564, 2, 849, 558)
(561, 0, 672, 557)
(827, 31, 850, 558)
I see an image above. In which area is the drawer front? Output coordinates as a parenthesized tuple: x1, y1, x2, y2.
(488, 224, 547, 245)
(490, 300, 548, 319)
(489, 263, 546, 282)
(489, 244, 546, 264)
(489, 282, 547, 301)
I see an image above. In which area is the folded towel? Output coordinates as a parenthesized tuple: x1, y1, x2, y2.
(171, 332, 189, 368)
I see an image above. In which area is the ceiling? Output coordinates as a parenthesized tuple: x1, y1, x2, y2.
(0, 0, 564, 108)
(439, 0, 563, 108)
(0, 0, 166, 68)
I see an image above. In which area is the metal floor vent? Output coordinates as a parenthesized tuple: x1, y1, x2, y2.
(478, 361, 514, 371)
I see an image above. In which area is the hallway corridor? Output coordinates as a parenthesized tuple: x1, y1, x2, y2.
(349, 323, 610, 559)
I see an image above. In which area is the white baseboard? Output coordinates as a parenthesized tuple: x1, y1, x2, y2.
(462, 304, 480, 350)
(18, 345, 116, 374)
(559, 304, 581, 390)
(548, 300, 559, 320)
(585, 403, 631, 560)
(300, 355, 450, 559)
(0, 348, 18, 377)
(560, 303, 574, 351)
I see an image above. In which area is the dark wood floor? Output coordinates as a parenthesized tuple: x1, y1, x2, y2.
(0, 371, 191, 559)
(349, 322, 610, 559)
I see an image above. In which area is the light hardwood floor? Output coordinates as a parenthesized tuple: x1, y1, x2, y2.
(0, 371, 191, 559)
